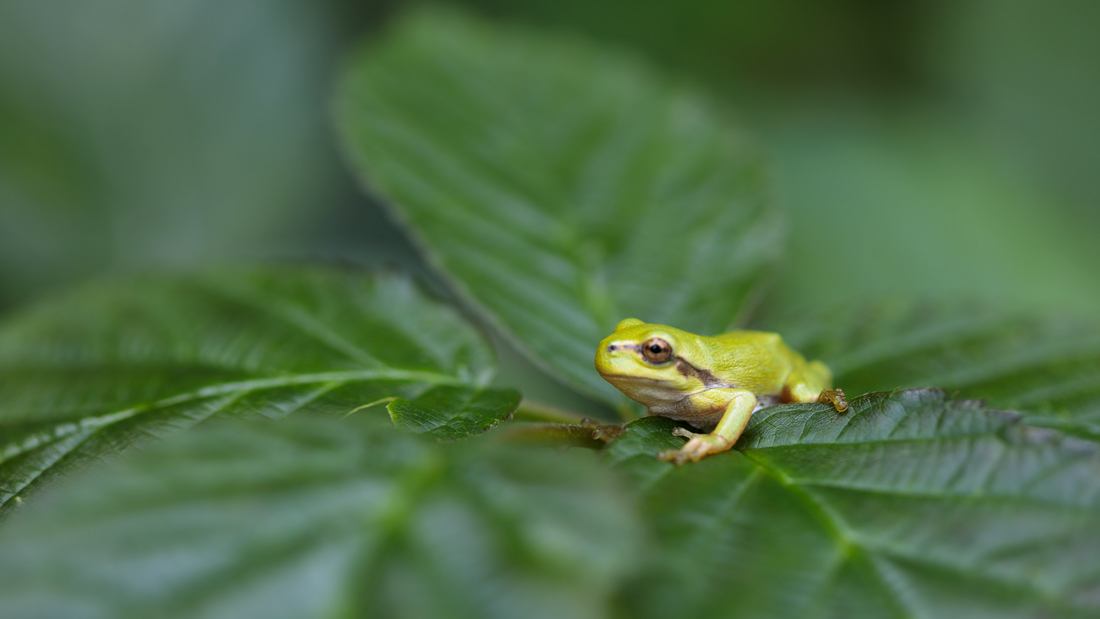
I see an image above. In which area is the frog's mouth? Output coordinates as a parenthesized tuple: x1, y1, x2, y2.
(597, 372, 689, 406)
(596, 371, 665, 383)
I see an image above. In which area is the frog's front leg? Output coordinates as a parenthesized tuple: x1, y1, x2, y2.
(657, 389, 756, 465)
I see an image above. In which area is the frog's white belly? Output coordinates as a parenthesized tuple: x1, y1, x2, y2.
(651, 391, 782, 430)
(631, 382, 700, 406)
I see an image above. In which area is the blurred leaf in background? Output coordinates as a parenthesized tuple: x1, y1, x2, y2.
(0, 0, 415, 312)
(0, 415, 639, 619)
(457, 0, 1100, 316)
(2, 0, 1098, 413)
(0, 3, 1097, 617)
(929, 0, 1100, 227)
(761, 111, 1100, 314)
(2, 0, 1098, 316)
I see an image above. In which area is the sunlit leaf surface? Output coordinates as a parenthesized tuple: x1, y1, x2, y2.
(609, 389, 1100, 619)
(0, 416, 638, 619)
(0, 267, 495, 512)
(337, 9, 782, 403)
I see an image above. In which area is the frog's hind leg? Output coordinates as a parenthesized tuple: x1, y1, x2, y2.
(816, 388, 848, 412)
(786, 360, 849, 413)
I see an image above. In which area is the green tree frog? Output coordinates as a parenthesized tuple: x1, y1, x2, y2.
(594, 318, 848, 464)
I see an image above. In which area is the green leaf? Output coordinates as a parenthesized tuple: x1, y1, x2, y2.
(0, 267, 495, 512)
(768, 301, 1100, 439)
(336, 9, 783, 404)
(613, 389, 1100, 618)
(388, 385, 521, 440)
(0, 415, 639, 619)
(600, 415, 681, 489)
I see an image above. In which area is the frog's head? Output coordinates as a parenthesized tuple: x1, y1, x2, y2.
(595, 318, 710, 405)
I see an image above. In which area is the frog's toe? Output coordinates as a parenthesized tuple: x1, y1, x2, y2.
(834, 389, 849, 412)
(657, 445, 703, 465)
(657, 434, 733, 465)
(818, 388, 849, 413)
(656, 448, 687, 465)
(670, 426, 699, 439)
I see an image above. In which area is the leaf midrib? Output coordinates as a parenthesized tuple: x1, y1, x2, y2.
(0, 368, 465, 510)
(627, 412, 1092, 615)
(739, 448, 1082, 615)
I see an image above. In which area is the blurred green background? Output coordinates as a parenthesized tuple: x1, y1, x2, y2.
(2, 0, 1098, 318)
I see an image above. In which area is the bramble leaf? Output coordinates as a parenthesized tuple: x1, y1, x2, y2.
(611, 389, 1100, 618)
(336, 9, 782, 404)
(769, 301, 1100, 440)
(0, 415, 639, 619)
(388, 385, 521, 440)
(0, 267, 497, 512)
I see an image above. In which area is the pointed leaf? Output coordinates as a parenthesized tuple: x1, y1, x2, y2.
(0, 267, 495, 512)
(388, 385, 521, 440)
(336, 9, 783, 403)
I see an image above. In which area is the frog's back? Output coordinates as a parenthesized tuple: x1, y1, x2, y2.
(711, 330, 808, 366)
(695, 330, 793, 394)
(712, 329, 786, 351)
(710, 329, 829, 396)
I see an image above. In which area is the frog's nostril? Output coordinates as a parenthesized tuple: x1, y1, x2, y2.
(607, 344, 617, 352)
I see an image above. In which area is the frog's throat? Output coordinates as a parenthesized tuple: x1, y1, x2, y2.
(597, 372, 706, 407)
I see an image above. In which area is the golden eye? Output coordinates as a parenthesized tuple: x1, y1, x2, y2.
(641, 338, 671, 364)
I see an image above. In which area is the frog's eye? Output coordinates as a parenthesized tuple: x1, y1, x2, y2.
(641, 338, 672, 364)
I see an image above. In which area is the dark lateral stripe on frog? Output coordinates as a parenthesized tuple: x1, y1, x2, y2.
(673, 355, 729, 389)
(619, 343, 730, 389)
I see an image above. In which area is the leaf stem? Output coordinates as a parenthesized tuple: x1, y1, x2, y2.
(494, 422, 605, 449)
(513, 399, 589, 424)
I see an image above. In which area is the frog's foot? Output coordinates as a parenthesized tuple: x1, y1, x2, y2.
(657, 427, 734, 465)
(580, 418, 624, 442)
(818, 388, 849, 413)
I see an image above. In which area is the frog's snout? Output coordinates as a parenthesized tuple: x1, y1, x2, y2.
(595, 337, 624, 373)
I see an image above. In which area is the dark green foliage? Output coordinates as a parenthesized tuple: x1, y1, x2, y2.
(0, 416, 638, 619)
(389, 386, 521, 440)
(0, 7, 1098, 619)
(336, 9, 782, 404)
(769, 301, 1100, 439)
(0, 268, 496, 511)
(615, 391, 1100, 618)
